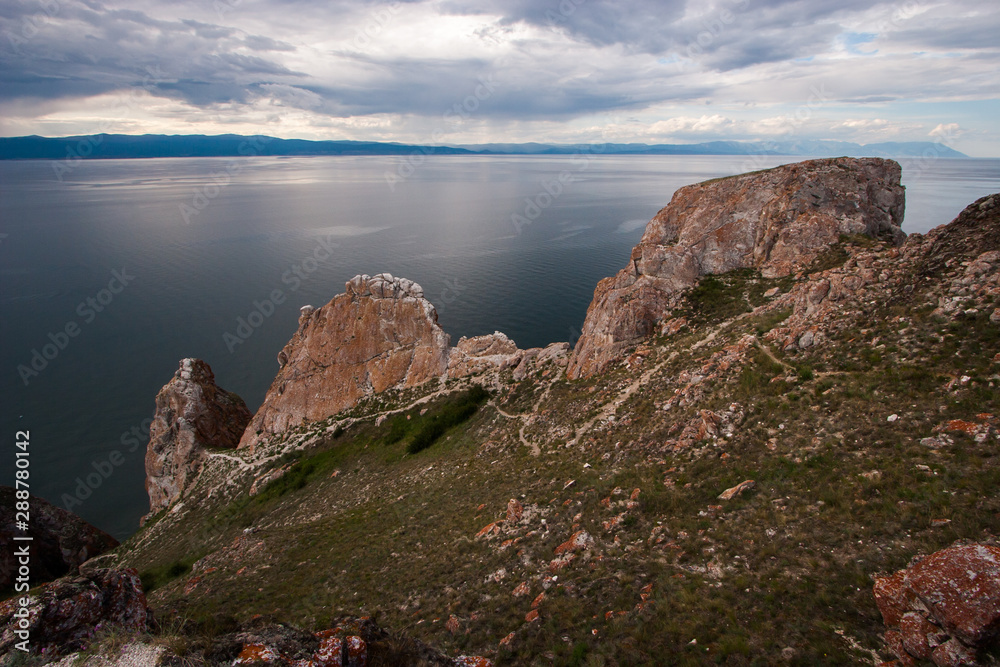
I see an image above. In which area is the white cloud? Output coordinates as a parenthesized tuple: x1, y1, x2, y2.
(0, 0, 997, 154)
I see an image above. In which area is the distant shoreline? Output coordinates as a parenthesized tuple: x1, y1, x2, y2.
(0, 133, 971, 160)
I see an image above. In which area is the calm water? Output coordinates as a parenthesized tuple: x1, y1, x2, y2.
(2, 154, 998, 539)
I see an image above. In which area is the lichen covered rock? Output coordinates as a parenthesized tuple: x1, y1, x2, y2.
(874, 543, 1000, 665)
(0, 568, 149, 657)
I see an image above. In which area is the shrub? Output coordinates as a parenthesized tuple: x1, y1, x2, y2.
(406, 386, 490, 455)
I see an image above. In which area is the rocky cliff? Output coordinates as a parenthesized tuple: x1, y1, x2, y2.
(239, 275, 535, 452)
(144, 358, 251, 520)
(567, 157, 905, 378)
(239, 273, 452, 451)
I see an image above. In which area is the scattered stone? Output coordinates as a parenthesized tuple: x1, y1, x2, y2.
(455, 657, 494, 667)
(525, 609, 540, 623)
(718, 480, 756, 501)
(554, 531, 594, 556)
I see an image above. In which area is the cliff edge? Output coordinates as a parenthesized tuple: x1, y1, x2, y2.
(567, 157, 905, 378)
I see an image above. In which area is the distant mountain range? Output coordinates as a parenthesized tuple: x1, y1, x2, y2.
(0, 133, 968, 160)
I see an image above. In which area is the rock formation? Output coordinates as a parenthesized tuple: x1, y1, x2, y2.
(239, 273, 452, 451)
(874, 544, 1000, 666)
(447, 332, 521, 377)
(0, 568, 150, 657)
(144, 358, 251, 520)
(0, 486, 118, 589)
(567, 157, 906, 378)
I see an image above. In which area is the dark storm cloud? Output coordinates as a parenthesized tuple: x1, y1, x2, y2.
(0, 0, 303, 106)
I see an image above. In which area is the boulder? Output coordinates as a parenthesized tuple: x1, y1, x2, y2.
(568, 157, 905, 378)
(0, 568, 149, 657)
(240, 274, 450, 451)
(144, 358, 251, 521)
(874, 544, 1000, 665)
(0, 486, 118, 589)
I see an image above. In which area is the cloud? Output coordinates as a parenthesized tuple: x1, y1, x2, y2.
(0, 0, 996, 154)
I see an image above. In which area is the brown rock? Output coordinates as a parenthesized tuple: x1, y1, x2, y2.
(446, 615, 460, 635)
(455, 658, 494, 667)
(875, 543, 1000, 665)
(0, 568, 149, 656)
(885, 630, 917, 667)
(568, 157, 905, 378)
(554, 530, 594, 555)
(240, 274, 450, 450)
(506, 498, 524, 523)
(905, 544, 1000, 646)
(718, 480, 756, 501)
(0, 486, 118, 590)
(525, 609, 540, 623)
(531, 591, 546, 609)
(144, 358, 251, 521)
(875, 570, 916, 628)
(900, 611, 937, 660)
(931, 638, 978, 667)
(476, 521, 503, 538)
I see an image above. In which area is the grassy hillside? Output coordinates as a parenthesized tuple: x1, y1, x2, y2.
(108, 224, 1000, 665)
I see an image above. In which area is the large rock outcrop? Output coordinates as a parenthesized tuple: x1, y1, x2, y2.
(567, 157, 905, 378)
(0, 568, 150, 658)
(144, 358, 251, 520)
(874, 544, 1000, 666)
(239, 273, 452, 451)
(0, 487, 118, 590)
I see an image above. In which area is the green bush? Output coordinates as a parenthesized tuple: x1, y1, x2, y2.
(406, 386, 490, 455)
(140, 559, 194, 592)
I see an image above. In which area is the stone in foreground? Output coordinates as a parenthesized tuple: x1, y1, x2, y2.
(874, 543, 1000, 665)
(0, 486, 118, 589)
(0, 568, 150, 657)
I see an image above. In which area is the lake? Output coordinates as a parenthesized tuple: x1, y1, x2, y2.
(2, 154, 998, 538)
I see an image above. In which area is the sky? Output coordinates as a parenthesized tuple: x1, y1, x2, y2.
(1, 0, 998, 155)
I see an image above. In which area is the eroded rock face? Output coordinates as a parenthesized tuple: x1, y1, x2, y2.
(0, 487, 118, 590)
(240, 274, 451, 451)
(567, 157, 905, 378)
(0, 568, 149, 657)
(144, 358, 251, 520)
(874, 544, 1000, 665)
